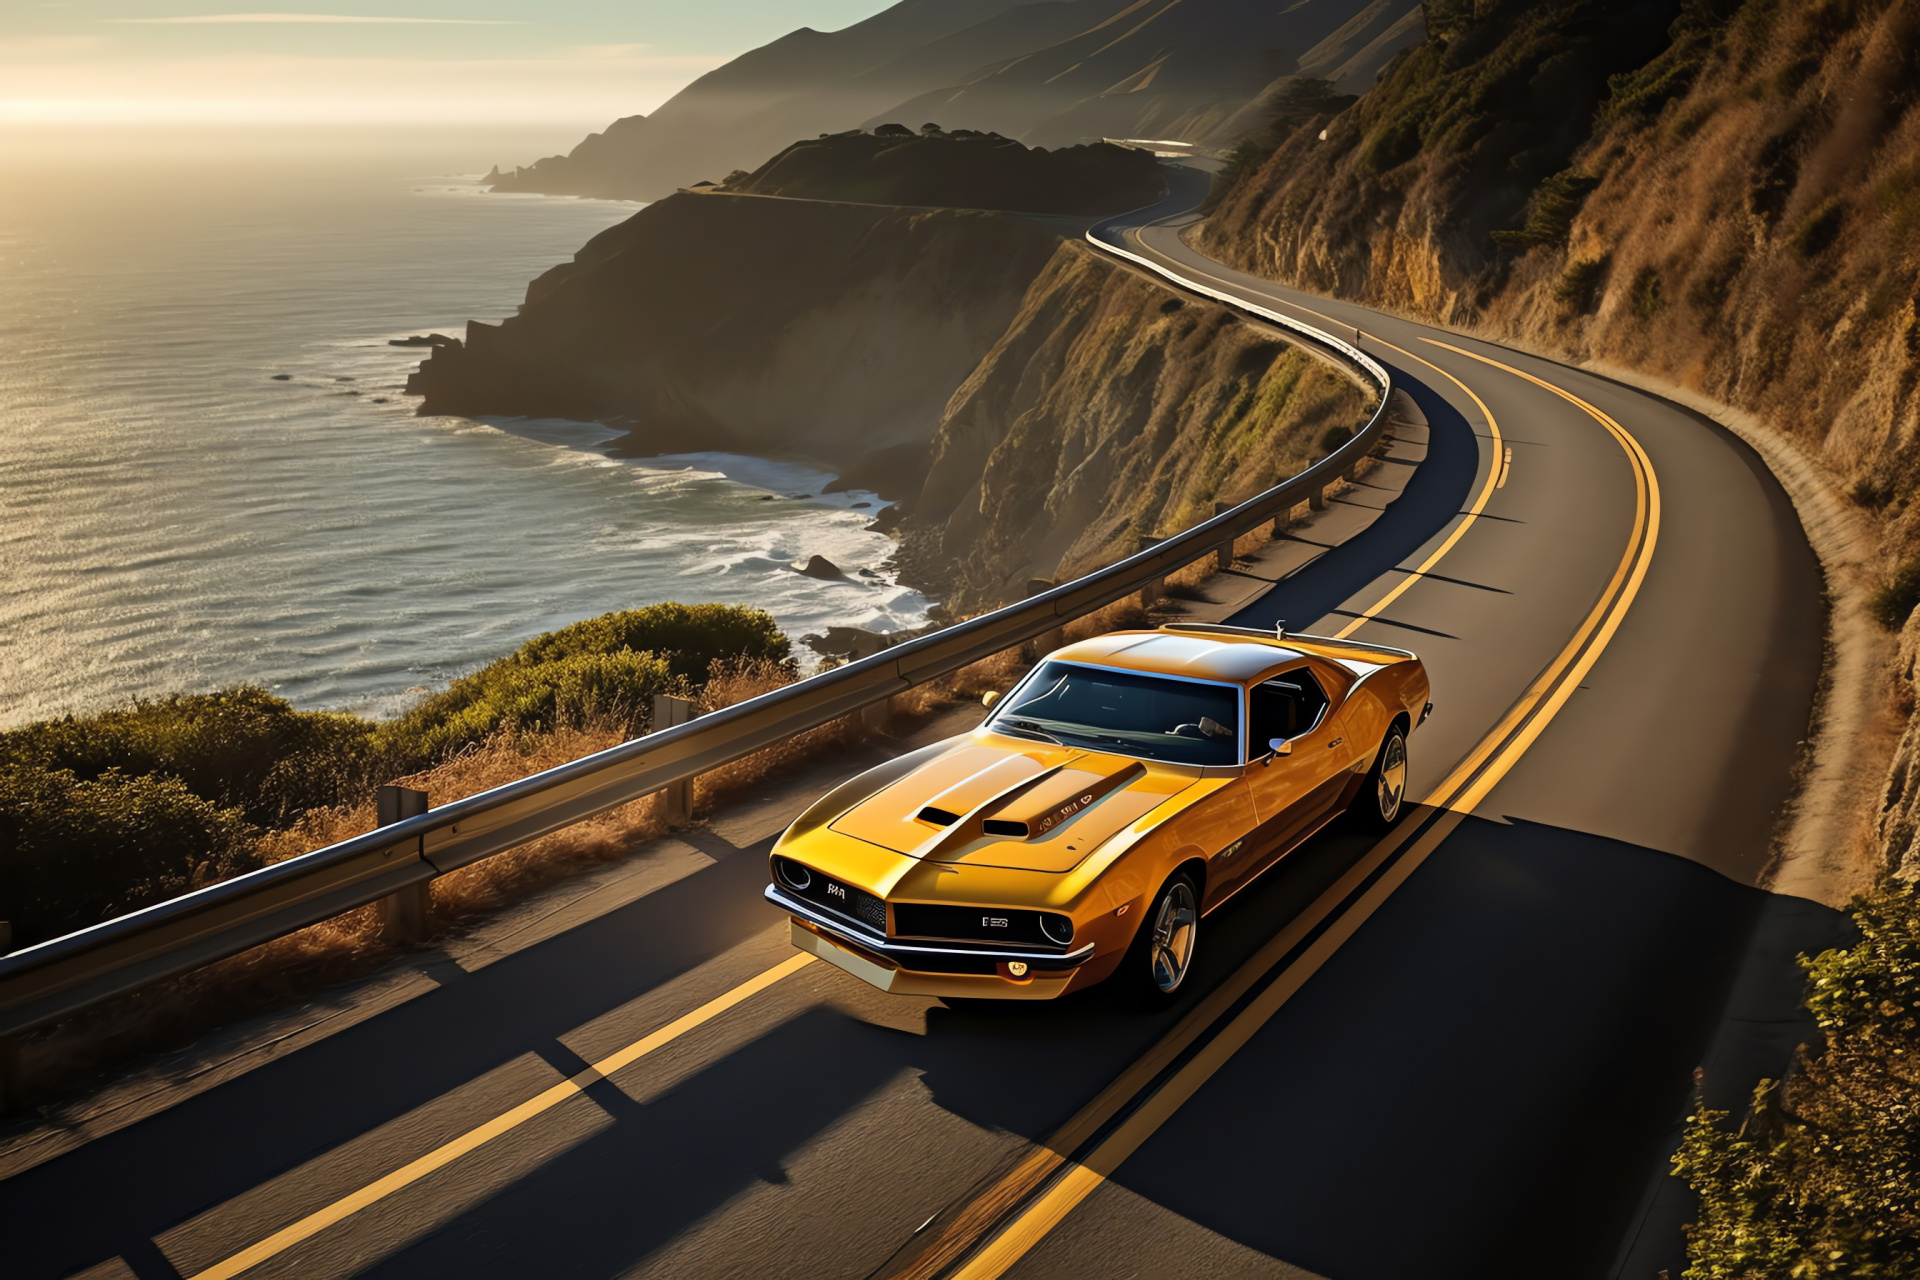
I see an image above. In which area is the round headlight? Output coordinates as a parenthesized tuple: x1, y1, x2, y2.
(1039, 913, 1074, 946)
(774, 857, 813, 892)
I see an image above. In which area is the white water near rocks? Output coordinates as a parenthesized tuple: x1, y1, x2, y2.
(0, 132, 930, 728)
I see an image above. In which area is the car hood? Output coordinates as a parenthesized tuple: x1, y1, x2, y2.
(827, 739, 1194, 873)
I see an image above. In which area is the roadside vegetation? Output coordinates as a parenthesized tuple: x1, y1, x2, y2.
(0, 602, 787, 952)
(1678, 874, 1920, 1276)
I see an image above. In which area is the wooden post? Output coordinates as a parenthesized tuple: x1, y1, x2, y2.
(1309, 486, 1327, 512)
(1212, 503, 1235, 572)
(652, 694, 697, 823)
(377, 785, 431, 944)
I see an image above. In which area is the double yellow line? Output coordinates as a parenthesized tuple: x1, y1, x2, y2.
(895, 339, 1660, 1280)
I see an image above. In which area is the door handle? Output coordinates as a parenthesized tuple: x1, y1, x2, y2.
(1328, 737, 1343, 748)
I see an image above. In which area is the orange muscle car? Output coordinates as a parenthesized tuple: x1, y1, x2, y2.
(765, 624, 1431, 1002)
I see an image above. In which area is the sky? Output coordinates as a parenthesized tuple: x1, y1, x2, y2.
(1, 1, 892, 128)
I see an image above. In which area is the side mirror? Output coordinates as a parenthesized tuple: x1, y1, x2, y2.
(982, 691, 1002, 709)
(1262, 737, 1292, 766)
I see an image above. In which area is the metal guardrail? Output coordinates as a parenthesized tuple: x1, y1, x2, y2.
(0, 203, 1394, 1043)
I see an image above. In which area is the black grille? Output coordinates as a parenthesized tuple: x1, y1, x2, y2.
(891, 903, 1071, 949)
(774, 857, 887, 934)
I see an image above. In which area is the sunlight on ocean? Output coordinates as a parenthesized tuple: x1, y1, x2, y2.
(0, 127, 930, 727)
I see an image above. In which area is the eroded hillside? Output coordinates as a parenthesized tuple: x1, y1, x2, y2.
(897, 242, 1375, 609)
(1198, 0, 1920, 864)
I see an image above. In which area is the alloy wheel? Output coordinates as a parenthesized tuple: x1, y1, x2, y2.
(1149, 879, 1198, 993)
(1377, 731, 1407, 822)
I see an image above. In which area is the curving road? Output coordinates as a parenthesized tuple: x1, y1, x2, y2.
(1, 177, 1851, 1280)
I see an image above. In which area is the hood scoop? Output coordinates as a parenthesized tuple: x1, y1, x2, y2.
(971, 760, 1147, 841)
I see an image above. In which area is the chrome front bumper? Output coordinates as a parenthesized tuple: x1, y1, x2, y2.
(763, 884, 1096, 972)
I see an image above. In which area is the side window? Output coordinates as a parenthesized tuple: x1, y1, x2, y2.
(1248, 671, 1331, 751)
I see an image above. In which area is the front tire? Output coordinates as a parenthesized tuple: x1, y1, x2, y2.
(1353, 723, 1409, 831)
(1120, 872, 1200, 1004)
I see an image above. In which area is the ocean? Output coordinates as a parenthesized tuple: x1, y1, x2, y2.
(0, 127, 930, 729)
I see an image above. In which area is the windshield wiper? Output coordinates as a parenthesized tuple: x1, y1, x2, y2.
(996, 718, 1064, 745)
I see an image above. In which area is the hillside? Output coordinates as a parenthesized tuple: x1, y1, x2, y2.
(407, 193, 1061, 495)
(1199, 0, 1920, 856)
(485, 0, 1426, 201)
(718, 128, 1161, 214)
(896, 242, 1374, 608)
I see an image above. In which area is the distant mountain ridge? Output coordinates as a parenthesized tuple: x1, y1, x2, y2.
(487, 0, 1425, 201)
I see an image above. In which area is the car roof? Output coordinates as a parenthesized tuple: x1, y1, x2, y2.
(1047, 630, 1304, 684)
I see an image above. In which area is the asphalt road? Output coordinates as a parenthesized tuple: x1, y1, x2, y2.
(2, 188, 1850, 1280)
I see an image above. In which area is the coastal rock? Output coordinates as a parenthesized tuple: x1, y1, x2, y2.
(794, 555, 846, 581)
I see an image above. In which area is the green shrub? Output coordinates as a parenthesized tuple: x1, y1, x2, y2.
(516, 602, 789, 683)
(0, 687, 378, 825)
(1789, 198, 1846, 261)
(1553, 253, 1613, 312)
(1320, 425, 1355, 453)
(1870, 561, 1920, 630)
(384, 648, 679, 763)
(1630, 264, 1666, 318)
(1675, 874, 1920, 1276)
(0, 764, 260, 948)
(1492, 169, 1601, 250)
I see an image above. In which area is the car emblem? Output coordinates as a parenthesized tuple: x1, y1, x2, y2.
(983, 916, 1009, 928)
(827, 882, 846, 900)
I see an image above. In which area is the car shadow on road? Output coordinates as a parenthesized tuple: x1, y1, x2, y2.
(1229, 366, 1482, 635)
(1055, 815, 1852, 1280)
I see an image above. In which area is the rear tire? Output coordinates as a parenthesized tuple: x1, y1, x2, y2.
(1353, 723, 1409, 831)
(1119, 871, 1200, 1005)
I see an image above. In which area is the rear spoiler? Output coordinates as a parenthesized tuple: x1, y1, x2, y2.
(1159, 622, 1416, 663)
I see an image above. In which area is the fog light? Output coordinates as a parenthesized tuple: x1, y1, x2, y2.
(1007, 961, 1029, 978)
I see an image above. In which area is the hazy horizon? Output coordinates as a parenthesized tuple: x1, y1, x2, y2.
(2, 1, 893, 129)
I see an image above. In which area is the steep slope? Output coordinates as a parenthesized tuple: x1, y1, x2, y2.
(897, 243, 1374, 608)
(877, 0, 1425, 148)
(407, 193, 1062, 488)
(1198, 0, 1920, 855)
(487, 0, 1421, 201)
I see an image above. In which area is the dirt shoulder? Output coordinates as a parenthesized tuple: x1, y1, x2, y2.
(1586, 363, 1896, 908)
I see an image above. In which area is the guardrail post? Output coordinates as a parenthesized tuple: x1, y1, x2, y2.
(1211, 504, 1236, 571)
(1309, 486, 1327, 512)
(1136, 536, 1165, 605)
(652, 695, 696, 823)
(377, 786, 431, 944)
(1024, 579, 1065, 659)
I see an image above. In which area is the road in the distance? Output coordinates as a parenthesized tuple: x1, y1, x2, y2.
(2, 189, 1839, 1280)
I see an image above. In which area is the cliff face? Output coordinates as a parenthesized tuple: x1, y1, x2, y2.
(1198, 0, 1920, 866)
(408, 192, 1061, 487)
(898, 242, 1375, 609)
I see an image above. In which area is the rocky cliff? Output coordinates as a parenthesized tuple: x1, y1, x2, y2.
(898, 242, 1376, 609)
(407, 192, 1062, 490)
(1197, 0, 1920, 864)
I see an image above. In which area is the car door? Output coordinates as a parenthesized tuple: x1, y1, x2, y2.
(1241, 667, 1350, 872)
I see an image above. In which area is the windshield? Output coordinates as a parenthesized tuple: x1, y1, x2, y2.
(990, 661, 1242, 766)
